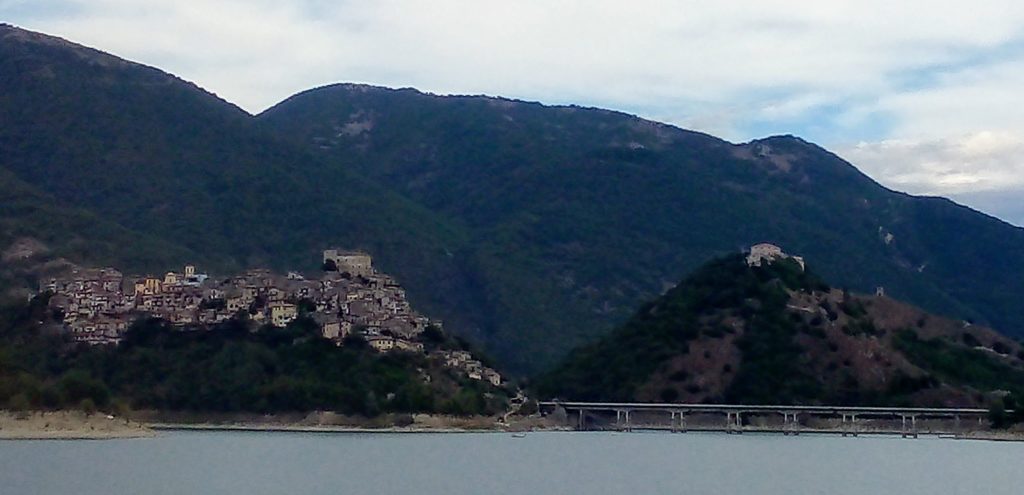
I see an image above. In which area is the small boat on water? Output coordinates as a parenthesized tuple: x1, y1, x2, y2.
(511, 433, 527, 438)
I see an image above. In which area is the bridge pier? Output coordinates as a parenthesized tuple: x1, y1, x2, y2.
(840, 413, 860, 437)
(609, 409, 631, 432)
(669, 411, 688, 433)
(901, 414, 918, 439)
(726, 411, 743, 434)
(782, 412, 800, 435)
(612, 409, 630, 431)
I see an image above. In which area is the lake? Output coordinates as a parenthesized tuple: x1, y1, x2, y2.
(1, 430, 1021, 494)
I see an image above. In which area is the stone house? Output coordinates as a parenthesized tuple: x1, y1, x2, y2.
(393, 339, 425, 353)
(314, 314, 346, 340)
(323, 249, 374, 277)
(746, 243, 806, 270)
(366, 335, 396, 352)
(482, 369, 502, 387)
(268, 301, 297, 327)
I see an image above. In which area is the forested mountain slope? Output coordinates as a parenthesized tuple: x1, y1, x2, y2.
(0, 24, 493, 357)
(4, 23, 1024, 374)
(0, 167, 196, 300)
(260, 84, 1024, 373)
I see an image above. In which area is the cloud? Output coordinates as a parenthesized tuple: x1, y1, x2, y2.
(839, 131, 1024, 195)
(832, 57, 1024, 223)
(9, 1, 1023, 115)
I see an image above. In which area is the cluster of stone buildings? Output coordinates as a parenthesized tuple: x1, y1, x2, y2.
(40, 251, 428, 345)
(37, 249, 502, 387)
(746, 243, 805, 270)
(435, 350, 503, 387)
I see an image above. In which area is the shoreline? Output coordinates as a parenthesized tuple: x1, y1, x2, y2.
(3, 411, 1021, 441)
(146, 418, 1024, 442)
(148, 423, 532, 434)
(0, 411, 566, 439)
(146, 420, 1024, 441)
(140, 411, 568, 435)
(145, 424, 1024, 442)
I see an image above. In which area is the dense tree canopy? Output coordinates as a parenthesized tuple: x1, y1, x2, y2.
(0, 295, 507, 416)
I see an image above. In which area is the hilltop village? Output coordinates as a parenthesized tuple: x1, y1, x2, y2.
(38, 249, 502, 387)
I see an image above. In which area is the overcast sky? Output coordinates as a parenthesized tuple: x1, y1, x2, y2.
(4, 0, 1023, 226)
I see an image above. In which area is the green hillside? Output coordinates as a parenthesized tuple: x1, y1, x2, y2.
(260, 84, 1024, 373)
(4, 23, 1024, 376)
(0, 25, 496, 349)
(535, 253, 1024, 407)
(0, 295, 507, 416)
(0, 24, 461, 265)
(0, 167, 196, 299)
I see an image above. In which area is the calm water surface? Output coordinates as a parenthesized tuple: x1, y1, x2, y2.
(1, 430, 1021, 494)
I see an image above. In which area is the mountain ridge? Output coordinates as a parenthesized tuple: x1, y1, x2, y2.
(259, 81, 1024, 373)
(2, 24, 1024, 375)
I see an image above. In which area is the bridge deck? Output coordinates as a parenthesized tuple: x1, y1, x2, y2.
(538, 401, 997, 436)
(539, 401, 991, 415)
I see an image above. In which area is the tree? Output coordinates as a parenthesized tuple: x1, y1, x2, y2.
(199, 298, 227, 311)
(322, 259, 338, 272)
(296, 298, 317, 315)
(421, 325, 445, 345)
(78, 398, 97, 414)
(58, 370, 110, 407)
(341, 333, 368, 350)
(1003, 393, 1024, 426)
(989, 400, 1009, 429)
(8, 393, 31, 412)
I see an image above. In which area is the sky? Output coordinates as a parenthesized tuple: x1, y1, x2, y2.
(3, 0, 1023, 226)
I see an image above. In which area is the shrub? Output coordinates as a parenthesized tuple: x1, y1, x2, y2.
(660, 387, 680, 402)
(8, 393, 31, 412)
(392, 413, 414, 427)
(79, 398, 97, 415)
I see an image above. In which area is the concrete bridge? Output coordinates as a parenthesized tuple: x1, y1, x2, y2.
(538, 401, 997, 438)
